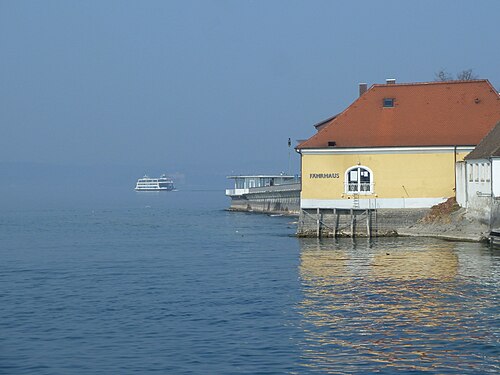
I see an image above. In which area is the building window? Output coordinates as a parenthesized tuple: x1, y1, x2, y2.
(345, 166, 373, 194)
(383, 98, 394, 107)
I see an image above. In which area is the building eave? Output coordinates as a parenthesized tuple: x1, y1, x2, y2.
(299, 145, 475, 155)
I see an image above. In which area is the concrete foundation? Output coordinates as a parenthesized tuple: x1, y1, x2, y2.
(227, 183, 300, 214)
(297, 208, 430, 237)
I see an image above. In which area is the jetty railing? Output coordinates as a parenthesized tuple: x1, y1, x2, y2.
(245, 182, 301, 194)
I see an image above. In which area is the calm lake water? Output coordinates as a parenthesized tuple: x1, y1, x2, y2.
(0, 190, 498, 374)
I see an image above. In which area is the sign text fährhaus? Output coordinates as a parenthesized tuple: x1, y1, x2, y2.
(309, 173, 340, 179)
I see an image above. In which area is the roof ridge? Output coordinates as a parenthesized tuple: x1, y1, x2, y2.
(313, 113, 339, 129)
(371, 79, 490, 88)
(301, 89, 367, 146)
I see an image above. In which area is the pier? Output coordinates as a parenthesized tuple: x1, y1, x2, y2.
(226, 174, 301, 214)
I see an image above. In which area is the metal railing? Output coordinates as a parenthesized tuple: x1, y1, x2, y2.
(246, 182, 301, 194)
(346, 182, 373, 194)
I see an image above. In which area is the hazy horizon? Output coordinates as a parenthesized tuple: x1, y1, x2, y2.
(2, 0, 499, 197)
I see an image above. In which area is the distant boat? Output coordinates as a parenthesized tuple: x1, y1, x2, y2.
(135, 174, 175, 191)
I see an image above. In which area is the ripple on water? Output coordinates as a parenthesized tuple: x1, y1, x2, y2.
(0, 204, 499, 374)
(296, 237, 500, 374)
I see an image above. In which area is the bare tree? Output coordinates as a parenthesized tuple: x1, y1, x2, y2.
(456, 69, 478, 80)
(435, 68, 479, 81)
(435, 69, 453, 81)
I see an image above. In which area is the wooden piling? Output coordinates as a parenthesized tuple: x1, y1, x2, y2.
(366, 210, 371, 238)
(316, 208, 321, 238)
(333, 208, 338, 238)
(350, 209, 354, 238)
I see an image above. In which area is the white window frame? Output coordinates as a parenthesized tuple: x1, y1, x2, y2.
(344, 165, 374, 195)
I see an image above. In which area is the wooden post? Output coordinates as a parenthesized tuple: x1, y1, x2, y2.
(316, 208, 321, 238)
(366, 210, 371, 238)
(333, 208, 338, 238)
(350, 209, 354, 238)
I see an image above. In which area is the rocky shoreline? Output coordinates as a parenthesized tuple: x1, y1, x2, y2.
(397, 207, 490, 243)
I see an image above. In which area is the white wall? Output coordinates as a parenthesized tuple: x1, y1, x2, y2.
(462, 160, 493, 224)
(492, 158, 500, 198)
(301, 197, 446, 209)
(455, 162, 466, 207)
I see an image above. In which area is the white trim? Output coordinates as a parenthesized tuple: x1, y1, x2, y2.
(300, 146, 474, 155)
(301, 197, 446, 209)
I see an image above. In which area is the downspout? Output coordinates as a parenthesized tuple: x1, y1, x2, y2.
(454, 145, 457, 196)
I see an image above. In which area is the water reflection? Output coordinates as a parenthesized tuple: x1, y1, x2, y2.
(297, 238, 499, 374)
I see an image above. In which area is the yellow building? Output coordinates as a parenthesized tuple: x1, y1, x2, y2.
(297, 80, 500, 210)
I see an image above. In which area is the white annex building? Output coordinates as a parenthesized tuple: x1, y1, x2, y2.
(456, 121, 500, 228)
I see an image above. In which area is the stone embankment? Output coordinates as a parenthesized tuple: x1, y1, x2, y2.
(398, 199, 490, 242)
(229, 192, 491, 242)
(297, 208, 427, 238)
(227, 183, 301, 215)
(297, 198, 491, 242)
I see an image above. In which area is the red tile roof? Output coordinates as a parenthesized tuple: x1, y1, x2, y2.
(297, 80, 500, 149)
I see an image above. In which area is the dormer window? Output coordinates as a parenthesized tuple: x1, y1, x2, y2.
(383, 98, 394, 107)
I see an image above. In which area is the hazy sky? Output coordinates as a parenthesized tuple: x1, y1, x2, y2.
(1, 0, 499, 180)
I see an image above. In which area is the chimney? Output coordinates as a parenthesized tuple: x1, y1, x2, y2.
(359, 83, 368, 96)
(386, 78, 396, 85)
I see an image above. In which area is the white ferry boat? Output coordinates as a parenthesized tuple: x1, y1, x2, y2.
(135, 174, 175, 191)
